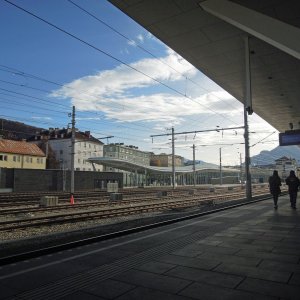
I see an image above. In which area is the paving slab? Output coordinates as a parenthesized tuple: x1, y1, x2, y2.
(1, 195, 299, 300)
(112, 269, 191, 294)
(237, 277, 300, 299)
(214, 262, 292, 283)
(198, 251, 261, 267)
(235, 249, 299, 263)
(165, 265, 243, 288)
(81, 279, 136, 299)
(259, 259, 300, 273)
(289, 273, 300, 286)
(179, 281, 277, 300)
(116, 286, 192, 300)
(59, 291, 105, 299)
(136, 261, 176, 274)
(155, 254, 220, 270)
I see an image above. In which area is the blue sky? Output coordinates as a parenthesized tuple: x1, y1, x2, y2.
(0, 0, 279, 165)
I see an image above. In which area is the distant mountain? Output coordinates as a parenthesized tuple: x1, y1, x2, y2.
(0, 118, 44, 140)
(251, 145, 300, 166)
(184, 159, 218, 169)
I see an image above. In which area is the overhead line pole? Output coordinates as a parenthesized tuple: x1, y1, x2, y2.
(171, 127, 175, 190)
(70, 106, 75, 196)
(151, 126, 245, 189)
(244, 35, 253, 200)
(192, 144, 196, 186)
(219, 147, 223, 185)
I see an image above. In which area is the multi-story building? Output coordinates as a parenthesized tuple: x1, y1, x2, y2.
(275, 156, 298, 179)
(150, 153, 184, 167)
(0, 138, 46, 169)
(103, 143, 151, 186)
(29, 128, 104, 171)
(104, 143, 150, 167)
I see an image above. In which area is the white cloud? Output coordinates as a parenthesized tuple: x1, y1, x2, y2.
(136, 34, 144, 43)
(31, 116, 52, 120)
(127, 40, 136, 47)
(51, 50, 243, 129)
(51, 49, 257, 164)
(76, 117, 102, 120)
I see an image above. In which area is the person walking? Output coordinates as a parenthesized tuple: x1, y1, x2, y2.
(285, 170, 300, 209)
(268, 170, 282, 209)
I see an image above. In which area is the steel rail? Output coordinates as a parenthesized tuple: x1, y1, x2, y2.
(0, 192, 282, 266)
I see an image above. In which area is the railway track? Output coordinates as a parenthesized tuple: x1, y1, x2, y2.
(0, 188, 281, 266)
(0, 187, 274, 232)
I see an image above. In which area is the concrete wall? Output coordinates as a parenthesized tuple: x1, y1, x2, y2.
(0, 168, 123, 192)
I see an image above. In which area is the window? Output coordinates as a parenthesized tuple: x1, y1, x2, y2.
(0, 155, 7, 161)
(13, 156, 17, 162)
(30, 158, 32, 163)
(78, 159, 81, 163)
(60, 150, 63, 155)
(17, 156, 21, 162)
(37, 158, 40, 163)
(40, 158, 43, 164)
(26, 157, 29, 163)
(89, 144, 91, 148)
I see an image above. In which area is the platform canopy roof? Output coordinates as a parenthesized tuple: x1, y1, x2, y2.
(88, 157, 236, 174)
(109, 0, 300, 133)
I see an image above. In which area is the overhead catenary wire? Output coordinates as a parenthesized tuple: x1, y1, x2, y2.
(0, 64, 242, 137)
(66, 0, 242, 116)
(0, 0, 282, 162)
(0, 85, 164, 136)
(0, 69, 169, 133)
(3, 0, 241, 127)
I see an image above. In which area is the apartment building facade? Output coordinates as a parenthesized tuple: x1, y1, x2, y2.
(103, 143, 151, 186)
(29, 128, 104, 171)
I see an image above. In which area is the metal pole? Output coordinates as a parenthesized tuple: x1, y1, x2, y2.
(219, 147, 222, 185)
(70, 106, 75, 195)
(193, 144, 196, 186)
(172, 127, 175, 189)
(240, 152, 242, 186)
(244, 35, 252, 200)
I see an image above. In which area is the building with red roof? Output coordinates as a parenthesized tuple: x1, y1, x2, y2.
(0, 138, 46, 169)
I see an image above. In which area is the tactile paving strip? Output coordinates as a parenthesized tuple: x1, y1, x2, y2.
(15, 204, 271, 300)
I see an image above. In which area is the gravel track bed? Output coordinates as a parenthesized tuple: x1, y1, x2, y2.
(0, 198, 256, 258)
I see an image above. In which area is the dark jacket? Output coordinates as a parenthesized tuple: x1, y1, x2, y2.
(268, 175, 281, 195)
(285, 175, 300, 193)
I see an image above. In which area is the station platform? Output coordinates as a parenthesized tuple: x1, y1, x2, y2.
(0, 194, 299, 300)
